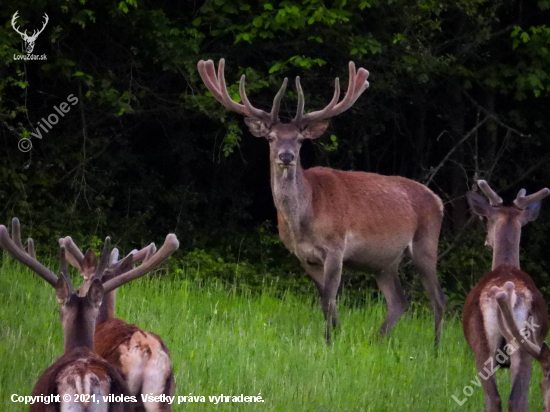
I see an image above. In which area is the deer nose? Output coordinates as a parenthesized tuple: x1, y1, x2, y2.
(278, 152, 295, 165)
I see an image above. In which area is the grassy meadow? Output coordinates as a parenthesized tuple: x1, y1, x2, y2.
(0, 258, 545, 411)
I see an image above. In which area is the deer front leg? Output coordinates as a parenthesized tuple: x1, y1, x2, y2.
(321, 253, 343, 345)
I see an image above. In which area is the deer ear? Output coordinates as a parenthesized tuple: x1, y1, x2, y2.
(87, 279, 104, 309)
(55, 277, 71, 305)
(301, 121, 329, 140)
(244, 118, 270, 137)
(520, 202, 542, 224)
(467, 192, 495, 218)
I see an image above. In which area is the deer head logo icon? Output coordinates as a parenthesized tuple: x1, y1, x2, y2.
(11, 11, 49, 54)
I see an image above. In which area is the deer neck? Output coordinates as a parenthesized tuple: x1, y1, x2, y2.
(97, 290, 116, 324)
(270, 158, 312, 243)
(63, 310, 96, 353)
(492, 223, 521, 270)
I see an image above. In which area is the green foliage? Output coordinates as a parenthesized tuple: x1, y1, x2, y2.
(1, 0, 550, 302)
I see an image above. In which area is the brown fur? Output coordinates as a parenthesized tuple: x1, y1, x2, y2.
(30, 348, 129, 412)
(95, 318, 175, 411)
(273, 164, 445, 345)
(464, 187, 549, 411)
(463, 265, 548, 411)
(463, 265, 548, 349)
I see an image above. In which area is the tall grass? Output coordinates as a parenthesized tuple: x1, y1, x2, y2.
(0, 259, 544, 411)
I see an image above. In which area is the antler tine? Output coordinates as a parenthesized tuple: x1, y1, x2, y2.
(477, 180, 503, 206)
(93, 237, 112, 278)
(110, 248, 120, 266)
(102, 234, 179, 294)
(59, 236, 85, 270)
(294, 76, 305, 124)
(197, 60, 224, 101)
(492, 282, 542, 358)
(293, 76, 341, 124)
(59, 246, 75, 295)
(27, 238, 36, 259)
(238, 75, 274, 122)
(269, 77, 288, 123)
(514, 188, 550, 210)
(297, 61, 369, 124)
(198, 59, 273, 123)
(11, 218, 25, 251)
(129, 243, 156, 264)
(0, 221, 57, 286)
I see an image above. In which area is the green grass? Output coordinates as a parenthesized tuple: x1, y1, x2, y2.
(0, 260, 545, 411)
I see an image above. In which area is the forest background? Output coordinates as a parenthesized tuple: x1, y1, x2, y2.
(1, 0, 550, 307)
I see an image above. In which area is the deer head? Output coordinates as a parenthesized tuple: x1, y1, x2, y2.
(466, 180, 549, 268)
(492, 282, 550, 412)
(11, 11, 49, 54)
(197, 59, 370, 171)
(0, 218, 179, 349)
(0, 218, 103, 351)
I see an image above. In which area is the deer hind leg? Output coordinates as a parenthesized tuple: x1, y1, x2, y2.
(507, 350, 532, 412)
(321, 254, 343, 345)
(375, 261, 408, 337)
(141, 344, 174, 411)
(473, 351, 502, 412)
(410, 234, 446, 347)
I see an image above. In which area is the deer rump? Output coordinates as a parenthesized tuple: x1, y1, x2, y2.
(95, 318, 174, 409)
(30, 347, 128, 412)
(463, 265, 549, 367)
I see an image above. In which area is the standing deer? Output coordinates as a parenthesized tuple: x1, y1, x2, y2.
(0, 218, 129, 411)
(463, 180, 550, 411)
(59, 236, 176, 411)
(198, 58, 446, 345)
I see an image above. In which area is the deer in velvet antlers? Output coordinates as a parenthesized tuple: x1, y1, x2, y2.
(0, 218, 130, 411)
(58, 235, 178, 412)
(463, 180, 550, 411)
(198, 59, 446, 345)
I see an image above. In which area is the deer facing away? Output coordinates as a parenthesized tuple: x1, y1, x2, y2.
(198, 58, 446, 345)
(463, 180, 550, 411)
(59, 235, 177, 412)
(0, 218, 130, 411)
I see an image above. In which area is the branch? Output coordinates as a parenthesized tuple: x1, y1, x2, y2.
(461, 89, 530, 138)
(424, 117, 488, 186)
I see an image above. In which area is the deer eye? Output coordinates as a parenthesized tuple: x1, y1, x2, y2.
(266, 136, 275, 142)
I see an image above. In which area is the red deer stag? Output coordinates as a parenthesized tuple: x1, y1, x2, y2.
(0, 218, 129, 411)
(59, 236, 176, 411)
(197, 58, 446, 345)
(463, 180, 549, 411)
